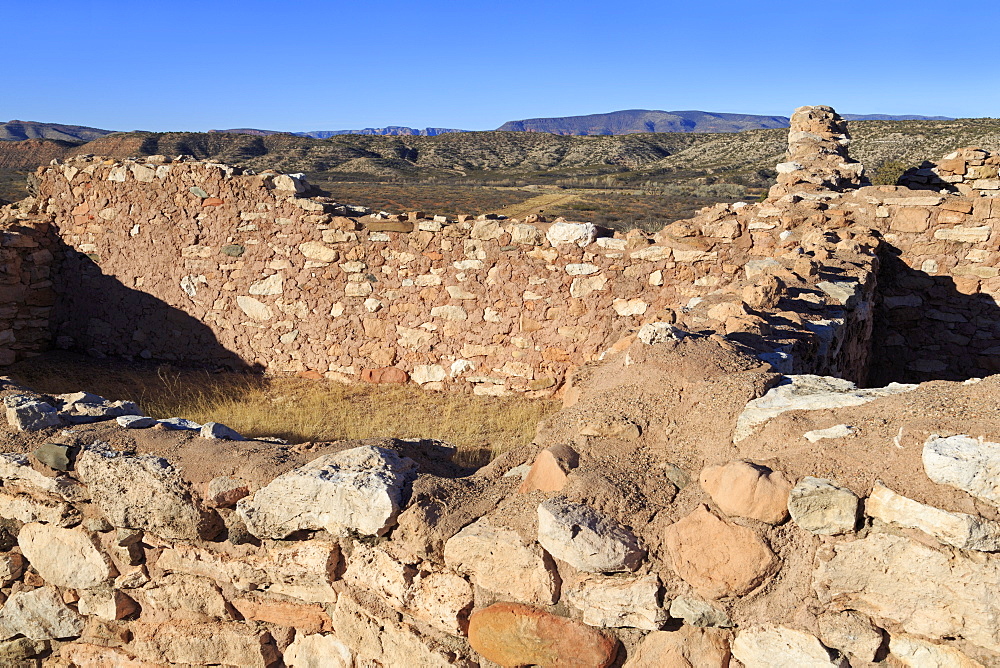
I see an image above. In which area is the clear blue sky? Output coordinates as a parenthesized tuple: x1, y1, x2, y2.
(6, 0, 998, 132)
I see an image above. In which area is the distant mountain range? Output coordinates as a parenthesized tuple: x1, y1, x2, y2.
(0, 120, 115, 142)
(1, 111, 959, 146)
(208, 127, 466, 138)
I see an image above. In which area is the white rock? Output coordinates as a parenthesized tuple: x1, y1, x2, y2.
(248, 273, 283, 296)
(732, 626, 848, 667)
(0, 588, 84, 641)
(299, 241, 338, 262)
(200, 422, 246, 441)
(867, 482, 1000, 551)
(668, 597, 732, 628)
(787, 477, 859, 535)
(637, 322, 686, 345)
(411, 365, 447, 385)
(449, 359, 475, 377)
(735, 375, 917, 442)
(272, 173, 306, 192)
(566, 263, 600, 276)
(630, 245, 673, 261)
(75, 449, 216, 541)
(430, 305, 467, 321)
(511, 224, 544, 245)
(613, 298, 648, 317)
(285, 633, 353, 668)
(236, 296, 273, 321)
(816, 610, 883, 663)
(804, 424, 854, 442)
(934, 226, 991, 243)
(18, 523, 112, 589)
(814, 532, 1000, 652)
(923, 434, 1000, 506)
(444, 518, 559, 605)
(890, 634, 984, 668)
(565, 573, 666, 630)
(569, 273, 608, 298)
(546, 221, 597, 247)
(237, 446, 417, 539)
(77, 588, 138, 621)
(816, 281, 860, 307)
(537, 497, 644, 573)
(117, 415, 156, 428)
(4, 395, 62, 431)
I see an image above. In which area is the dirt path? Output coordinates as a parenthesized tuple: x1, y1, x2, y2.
(494, 191, 580, 219)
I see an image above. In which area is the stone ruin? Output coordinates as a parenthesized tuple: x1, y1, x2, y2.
(0, 106, 994, 665)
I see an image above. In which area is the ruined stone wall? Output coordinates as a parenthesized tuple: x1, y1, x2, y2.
(0, 208, 59, 365)
(29, 155, 864, 394)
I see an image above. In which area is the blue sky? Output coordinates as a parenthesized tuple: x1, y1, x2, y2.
(5, 0, 998, 132)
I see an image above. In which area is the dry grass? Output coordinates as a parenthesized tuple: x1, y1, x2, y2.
(6, 355, 559, 467)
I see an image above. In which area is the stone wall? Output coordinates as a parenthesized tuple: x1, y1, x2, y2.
(25, 152, 870, 394)
(0, 212, 58, 366)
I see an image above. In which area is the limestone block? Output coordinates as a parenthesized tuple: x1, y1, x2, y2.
(923, 434, 1000, 506)
(623, 627, 731, 668)
(344, 544, 414, 608)
(630, 245, 673, 261)
(284, 633, 353, 668)
(934, 226, 991, 243)
(787, 477, 860, 535)
(345, 281, 373, 297)
(471, 219, 503, 240)
(668, 597, 732, 628)
(444, 518, 559, 605)
(4, 395, 62, 431)
(890, 634, 984, 667)
(813, 532, 1000, 652)
(129, 621, 279, 668)
(468, 603, 617, 668)
(299, 241, 338, 262)
(0, 587, 84, 641)
(132, 574, 232, 622)
(248, 273, 283, 295)
(663, 505, 779, 599)
(237, 445, 417, 538)
(511, 224, 544, 245)
(77, 587, 138, 621)
(117, 415, 156, 428)
(866, 481, 1000, 551)
(637, 322, 686, 345)
(537, 497, 644, 572)
(0, 637, 50, 663)
(0, 489, 80, 526)
(412, 364, 447, 385)
(331, 591, 468, 668)
(0, 553, 24, 586)
(236, 295, 273, 321)
(200, 421, 245, 440)
(613, 298, 648, 317)
(699, 461, 792, 524)
(732, 626, 847, 667)
(570, 273, 608, 298)
(157, 541, 339, 602)
(890, 207, 930, 233)
(430, 305, 467, 321)
(566, 263, 600, 275)
(564, 573, 666, 630)
(546, 221, 597, 247)
(804, 424, 854, 442)
(407, 569, 474, 635)
(734, 375, 917, 442)
(61, 643, 159, 667)
(817, 610, 883, 663)
(75, 449, 217, 541)
(18, 523, 113, 589)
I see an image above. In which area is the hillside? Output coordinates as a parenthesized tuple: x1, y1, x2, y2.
(0, 120, 114, 142)
(497, 109, 791, 135)
(2, 118, 1000, 203)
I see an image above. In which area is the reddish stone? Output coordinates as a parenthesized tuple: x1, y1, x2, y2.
(71, 202, 90, 216)
(202, 197, 224, 207)
(469, 603, 617, 668)
(361, 367, 409, 384)
(296, 370, 324, 380)
(231, 596, 332, 634)
(519, 445, 579, 494)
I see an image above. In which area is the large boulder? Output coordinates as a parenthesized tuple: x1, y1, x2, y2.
(813, 532, 1000, 653)
(74, 448, 218, 541)
(923, 434, 1000, 506)
(444, 518, 559, 605)
(468, 602, 618, 668)
(0, 587, 84, 641)
(699, 461, 792, 524)
(663, 505, 779, 599)
(237, 446, 417, 539)
(537, 497, 644, 572)
(18, 523, 113, 589)
(732, 626, 847, 667)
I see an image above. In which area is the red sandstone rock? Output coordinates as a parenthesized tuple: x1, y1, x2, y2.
(699, 460, 792, 524)
(664, 505, 779, 599)
(231, 595, 333, 634)
(202, 197, 224, 207)
(468, 603, 618, 668)
(361, 367, 409, 384)
(623, 627, 731, 668)
(296, 370, 324, 380)
(518, 445, 579, 494)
